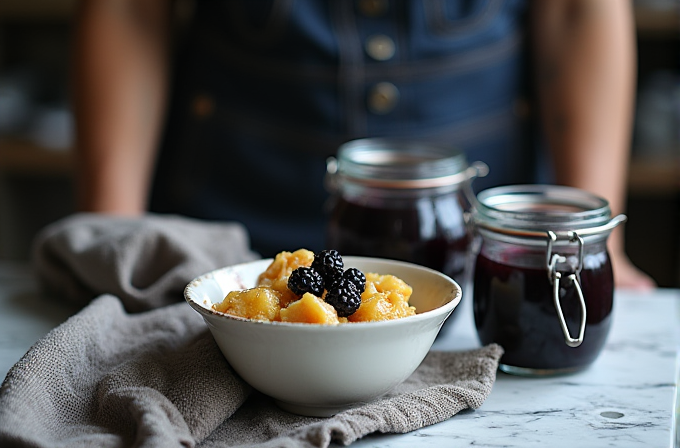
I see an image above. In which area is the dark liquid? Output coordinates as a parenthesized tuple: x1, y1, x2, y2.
(473, 251, 613, 371)
(327, 195, 469, 284)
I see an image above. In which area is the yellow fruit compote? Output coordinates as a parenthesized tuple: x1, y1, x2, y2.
(212, 249, 416, 324)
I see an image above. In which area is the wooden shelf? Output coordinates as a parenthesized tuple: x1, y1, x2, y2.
(0, 138, 74, 176)
(635, 5, 680, 37)
(0, 0, 76, 20)
(627, 153, 680, 195)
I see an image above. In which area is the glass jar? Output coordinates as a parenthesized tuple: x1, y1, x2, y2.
(325, 138, 487, 288)
(470, 185, 626, 376)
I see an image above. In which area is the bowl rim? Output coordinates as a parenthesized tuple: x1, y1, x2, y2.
(184, 256, 461, 330)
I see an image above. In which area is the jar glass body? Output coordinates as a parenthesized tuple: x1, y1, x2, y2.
(327, 186, 470, 285)
(470, 184, 623, 376)
(473, 235, 613, 374)
(325, 138, 481, 288)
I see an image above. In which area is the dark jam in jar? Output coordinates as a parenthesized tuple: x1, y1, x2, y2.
(470, 185, 626, 376)
(473, 250, 614, 371)
(327, 194, 469, 284)
(325, 138, 486, 288)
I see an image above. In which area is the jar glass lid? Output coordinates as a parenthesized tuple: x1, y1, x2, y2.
(473, 184, 626, 239)
(333, 138, 480, 189)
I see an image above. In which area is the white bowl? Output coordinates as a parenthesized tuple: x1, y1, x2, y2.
(184, 256, 461, 417)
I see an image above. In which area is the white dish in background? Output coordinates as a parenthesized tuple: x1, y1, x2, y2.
(184, 256, 461, 417)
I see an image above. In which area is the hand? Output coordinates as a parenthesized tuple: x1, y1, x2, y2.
(610, 250, 656, 291)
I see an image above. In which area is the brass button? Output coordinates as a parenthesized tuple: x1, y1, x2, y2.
(358, 0, 388, 16)
(365, 34, 395, 61)
(192, 94, 214, 118)
(368, 82, 399, 114)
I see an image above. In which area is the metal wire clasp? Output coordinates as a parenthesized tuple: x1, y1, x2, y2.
(546, 231, 586, 348)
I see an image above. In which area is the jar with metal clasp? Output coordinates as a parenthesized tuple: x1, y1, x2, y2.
(469, 185, 626, 376)
(325, 138, 487, 292)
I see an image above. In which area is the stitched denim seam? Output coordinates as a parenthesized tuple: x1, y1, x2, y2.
(223, 0, 294, 47)
(204, 103, 517, 154)
(424, 0, 503, 37)
(196, 27, 522, 83)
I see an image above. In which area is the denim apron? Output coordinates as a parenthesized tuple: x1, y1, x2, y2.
(150, 0, 532, 258)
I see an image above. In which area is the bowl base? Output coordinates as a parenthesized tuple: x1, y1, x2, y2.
(275, 400, 364, 417)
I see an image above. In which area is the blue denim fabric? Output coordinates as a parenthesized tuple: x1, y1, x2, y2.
(150, 0, 533, 257)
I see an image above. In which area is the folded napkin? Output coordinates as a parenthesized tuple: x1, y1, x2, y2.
(31, 213, 259, 312)
(0, 213, 503, 448)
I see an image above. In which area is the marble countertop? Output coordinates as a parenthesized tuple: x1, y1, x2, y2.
(1, 261, 678, 447)
(344, 286, 680, 448)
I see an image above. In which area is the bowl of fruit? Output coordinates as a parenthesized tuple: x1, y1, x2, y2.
(184, 249, 461, 417)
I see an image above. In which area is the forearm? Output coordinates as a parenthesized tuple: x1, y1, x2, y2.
(531, 0, 636, 253)
(72, 0, 171, 214)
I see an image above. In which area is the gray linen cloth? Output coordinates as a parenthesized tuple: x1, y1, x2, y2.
(0, 213, 503, 448)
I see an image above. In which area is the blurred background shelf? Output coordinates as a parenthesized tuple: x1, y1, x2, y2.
(628, 153, 680, 195)
(0, 0, 75, 20)
(0, 0, 678, 286)
(0, 138, 74, 175)
(634, 3, 680, 37)
(629, 2, 680, 287)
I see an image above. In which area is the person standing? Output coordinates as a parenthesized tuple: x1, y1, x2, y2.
(72, 0, 655, 289)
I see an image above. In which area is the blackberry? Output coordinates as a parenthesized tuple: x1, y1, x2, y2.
(325, 278, 362, 317)
(311, 249, 343, 286)
(343, 267, 366, 293)
(287, 267, 324, 297)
